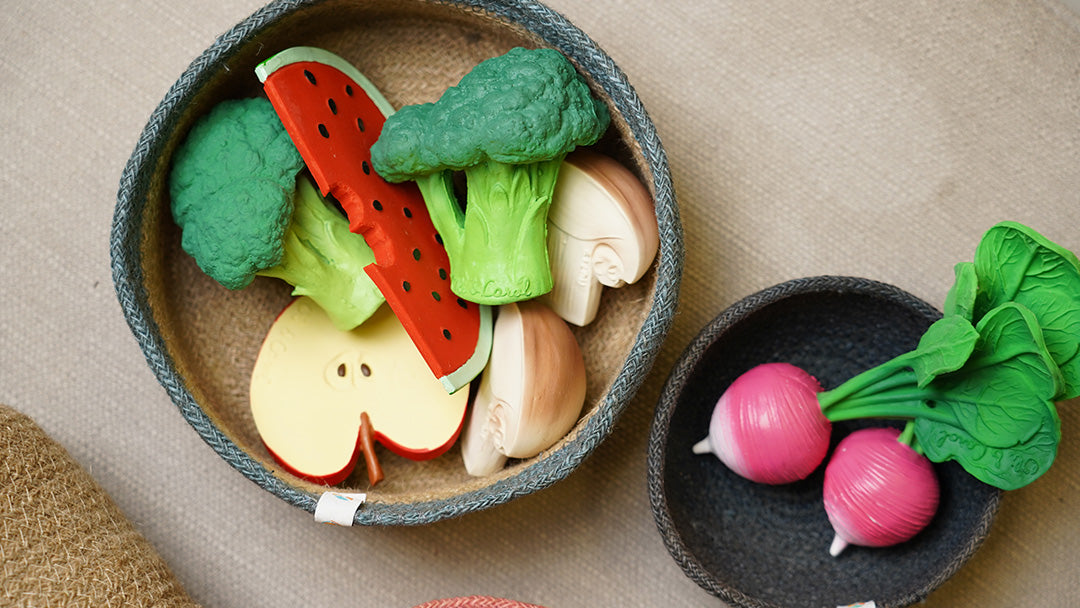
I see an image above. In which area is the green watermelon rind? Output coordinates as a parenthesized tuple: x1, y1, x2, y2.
(441, 303, 492, 394)
(255, 46, 397, 118)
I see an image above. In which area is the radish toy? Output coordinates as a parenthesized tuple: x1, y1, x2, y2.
(823, 426, 940, 556)
(692, 363, 830, 484)
(694, 221, 1079, 553)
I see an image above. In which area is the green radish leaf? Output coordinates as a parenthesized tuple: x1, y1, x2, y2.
(973, 221, 1080, 399)
(943, 261, 977, 321)
(913, 303, 1062, 489)
(915, 402, 1059, 491)
(907, 315, 979, 388)
(926, 303, 1060, 447)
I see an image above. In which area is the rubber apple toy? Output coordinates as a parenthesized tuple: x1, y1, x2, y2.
(249, 297, 470, 486)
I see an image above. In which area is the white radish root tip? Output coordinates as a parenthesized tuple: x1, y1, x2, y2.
(692, 437, 713, 455)
(829, 534, 849, 557)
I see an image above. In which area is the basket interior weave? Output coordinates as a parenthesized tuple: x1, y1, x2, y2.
(123, 0, 668, 520)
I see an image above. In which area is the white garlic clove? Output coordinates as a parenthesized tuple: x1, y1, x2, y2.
(461, 301, 587, 476)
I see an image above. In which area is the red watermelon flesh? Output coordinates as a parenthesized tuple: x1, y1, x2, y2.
(256, 47, 491, 394)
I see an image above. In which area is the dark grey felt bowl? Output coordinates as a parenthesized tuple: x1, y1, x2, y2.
(111, 0, 681, 525)
(647, 276, 1001, 608)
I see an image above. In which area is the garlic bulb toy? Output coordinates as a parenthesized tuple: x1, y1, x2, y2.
(461, 301, 587, 476)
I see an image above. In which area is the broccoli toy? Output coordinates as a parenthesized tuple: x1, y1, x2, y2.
(370, 47, 611, 305)
(169, 96, 384, 331)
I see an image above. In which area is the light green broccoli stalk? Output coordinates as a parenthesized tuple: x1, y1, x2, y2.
(370, 47, 611, 305)
(169, 96, 384, 330)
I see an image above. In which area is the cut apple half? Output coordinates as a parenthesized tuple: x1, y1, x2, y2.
(249, 297, 470, 486)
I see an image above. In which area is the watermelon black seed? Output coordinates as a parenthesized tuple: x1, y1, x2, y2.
(362, 161, 371, 175)
(345, 84, 354, 96)
(402, 281, 411, 292)
(403, 207, 413, 218)
(318, 124, 330, 138)
(373, 200, 383, 211)
(442, 329, 452, 340)
(435, 233, 444, 245)
(304, 70, 317, 85)
(336, 363, 346, 377)
(328, 98, 338, 114)
(357, 117, 365, 132)
(457, 298, 469, 310)
(360, 363, 372, 377)
(438, 268, 447, 280)
(412, 248, 421, 261)
(432, 291, 442, 302)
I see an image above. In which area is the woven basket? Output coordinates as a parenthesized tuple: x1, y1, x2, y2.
(111, 0, 681, 525)
(647, 276, 1000, 608)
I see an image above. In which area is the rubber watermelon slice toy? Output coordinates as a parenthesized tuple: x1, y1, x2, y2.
(256, 47, 491, 394)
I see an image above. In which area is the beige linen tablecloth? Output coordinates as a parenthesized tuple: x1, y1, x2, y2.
(2, 1, 1079, 606)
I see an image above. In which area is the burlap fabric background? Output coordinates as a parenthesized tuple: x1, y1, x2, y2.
(2, 0, 1079, 607)
(1, 404, 199, 607)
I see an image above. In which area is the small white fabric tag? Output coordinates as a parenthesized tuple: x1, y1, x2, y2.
(314, 492, 366, 526)
(838, 602, 876, 608)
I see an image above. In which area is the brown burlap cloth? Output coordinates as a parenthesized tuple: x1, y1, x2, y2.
(1, 404, 200, 608)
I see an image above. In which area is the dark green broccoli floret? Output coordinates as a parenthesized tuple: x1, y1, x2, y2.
(370, 47, 611, 305)
(169, 96, 383, 330)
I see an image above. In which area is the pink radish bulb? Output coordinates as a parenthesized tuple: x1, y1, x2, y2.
(823, 427, 940, 556)
(692, 362, 830, 484)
